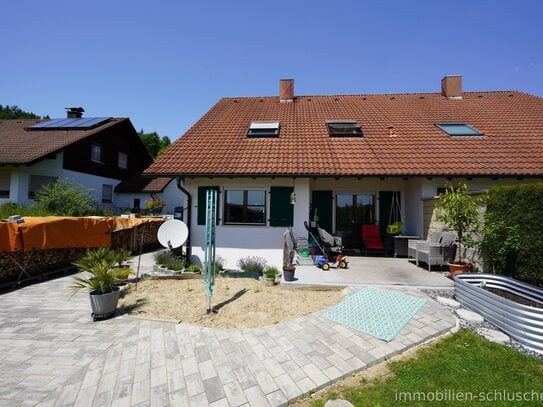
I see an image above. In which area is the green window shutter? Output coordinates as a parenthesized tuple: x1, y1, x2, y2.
(312, 191, 333, 232)
(197, 186, 220, 225)
(269, 187, 293, 227)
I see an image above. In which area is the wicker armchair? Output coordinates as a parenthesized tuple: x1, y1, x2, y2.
(407, 232, 443, 261)
(415, 232, 457, 271)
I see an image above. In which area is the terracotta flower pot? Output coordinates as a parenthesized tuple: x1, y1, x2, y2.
(448, 262, 474, 276)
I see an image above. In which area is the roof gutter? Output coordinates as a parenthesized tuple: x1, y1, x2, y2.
(146, 172, 543, 179)
(175, 177, 192, 260)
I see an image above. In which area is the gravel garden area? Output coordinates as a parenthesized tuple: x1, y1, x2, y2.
(119, 276, 345, 328)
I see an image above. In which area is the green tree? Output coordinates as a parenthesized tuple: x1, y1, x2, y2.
(435, 183, 480, 263)
(0, 105, 45, 119)
(138, 130, 171, 159)
(35, 179, 96, 216)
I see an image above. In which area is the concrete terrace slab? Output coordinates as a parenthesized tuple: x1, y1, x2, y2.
(0, 272, 455, 406)
(285, 256, 454, 288)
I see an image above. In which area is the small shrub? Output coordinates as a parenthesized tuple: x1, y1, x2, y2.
(187, 264, 201, 273)
(266, 266, 279, 280)
(213, 255, 226, 273)
(0, 202, 51, 218)
(35, 178, 96, 216)
(237, 256, 267, 275)
(110, 248, 132, 268)
(75, 248, 116, 270)
(155, 251, 185, 271)
(72, 249, 133, 295)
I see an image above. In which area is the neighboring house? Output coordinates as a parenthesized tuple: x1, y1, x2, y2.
(0, 108, 177, 212)
(114, 174, 181, 215)
(144, 77, 543, 268)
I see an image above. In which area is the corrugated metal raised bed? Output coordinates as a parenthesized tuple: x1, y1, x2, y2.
(454, 273, 543, 353)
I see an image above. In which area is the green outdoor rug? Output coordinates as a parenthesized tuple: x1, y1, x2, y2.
(321, 286, 426, 342)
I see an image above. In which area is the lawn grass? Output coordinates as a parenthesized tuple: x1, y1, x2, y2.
(309, 330, 543, 407)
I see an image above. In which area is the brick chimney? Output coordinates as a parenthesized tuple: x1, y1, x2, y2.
(279, 79, 294, 103)
(441, 75, 462, 99)
(65, 107, 85, 118)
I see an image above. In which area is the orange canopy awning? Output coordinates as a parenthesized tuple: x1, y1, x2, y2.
(0, 216, 165, 253)
(19, 217, 113, 252)
(0, 222, 23, 253)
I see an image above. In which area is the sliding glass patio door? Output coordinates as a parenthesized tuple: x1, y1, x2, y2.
(336, 193, 374, 250)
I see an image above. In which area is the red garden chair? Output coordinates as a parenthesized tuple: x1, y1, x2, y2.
(361, 224, 386, 255)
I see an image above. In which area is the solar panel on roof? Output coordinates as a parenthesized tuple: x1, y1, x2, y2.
(25, 117, 112, 130)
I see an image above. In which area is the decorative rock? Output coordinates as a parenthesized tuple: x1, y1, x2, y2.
(325, 400, 355, 407)
(480, 328, 510, 345)
(456, 309, 485, 323)
(437, 296, 461, 308)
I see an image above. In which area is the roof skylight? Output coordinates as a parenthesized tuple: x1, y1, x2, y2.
(326, 120, 363, 137)
(247, 121, 280, 138)
(436, 123, 483, 137)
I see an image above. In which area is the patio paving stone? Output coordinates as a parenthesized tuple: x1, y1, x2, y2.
(0, 256, 456, 406)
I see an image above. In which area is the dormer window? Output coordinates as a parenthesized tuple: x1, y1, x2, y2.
(436, 123, 483, 137)
(326, 120, 363, 137)
(247, 121, 280, 138)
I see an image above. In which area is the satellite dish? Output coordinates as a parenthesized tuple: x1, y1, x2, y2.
(157, 219, 188, 249)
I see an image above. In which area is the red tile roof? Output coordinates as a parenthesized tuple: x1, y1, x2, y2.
(0, 118, 126, 165)
(146, 91, 543, 177)
(114, 174, 173, 193)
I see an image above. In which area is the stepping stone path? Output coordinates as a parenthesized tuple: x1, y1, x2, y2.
(480, 328, 510, 345)
(436, 296, 461, 308)
(456, 308, 485, 323)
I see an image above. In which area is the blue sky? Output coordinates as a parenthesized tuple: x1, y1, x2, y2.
(2, 0, 542, 140)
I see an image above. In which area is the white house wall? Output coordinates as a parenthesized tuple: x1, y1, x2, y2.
(3, 153, 64, 206)
(185, 177, 309, 270)
(0, 152, 167, 213)
(185, 177, 418, 269)
(61, 169, 125, 208)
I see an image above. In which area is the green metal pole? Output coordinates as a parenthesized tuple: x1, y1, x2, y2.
(204, 189, 217, 313)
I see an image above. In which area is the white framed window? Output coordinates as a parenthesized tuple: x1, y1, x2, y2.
(102, 184, 113, 204)
(326, 120, 363, 137)
(0, 174, 10, 199)
(118, 152, 128, 169)
(223, 189, 266, 225)
(91, 143, 104, 163)
(247, 122, 280, 138)
(28, 175, 57, 199)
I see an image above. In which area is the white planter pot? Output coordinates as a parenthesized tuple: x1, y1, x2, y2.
(89, 287, 120, 318)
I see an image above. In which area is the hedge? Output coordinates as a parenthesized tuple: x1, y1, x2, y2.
(483, 183, 543, 287)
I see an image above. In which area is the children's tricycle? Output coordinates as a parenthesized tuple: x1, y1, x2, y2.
(315, 254, 348, 271)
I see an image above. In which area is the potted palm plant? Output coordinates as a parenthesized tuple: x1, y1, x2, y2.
(435, 183, 480, 275)
(71, 249, 133, 320)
